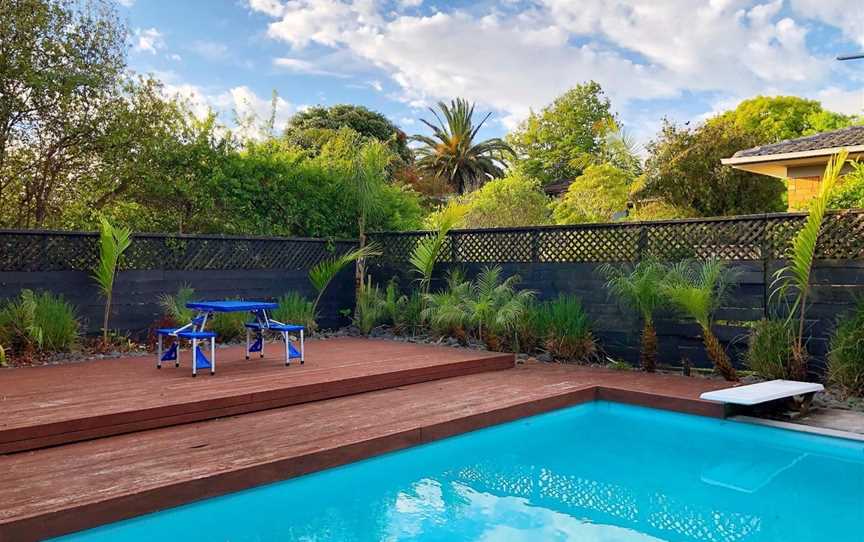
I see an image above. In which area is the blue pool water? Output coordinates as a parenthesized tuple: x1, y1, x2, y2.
(55, 402, 864, 542)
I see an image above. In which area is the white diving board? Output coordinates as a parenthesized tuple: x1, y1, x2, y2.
(700, 379, 823, 406)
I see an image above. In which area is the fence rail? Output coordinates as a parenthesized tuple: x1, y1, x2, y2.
(0, 231, 357, 272)
(370, 210, 864, 264)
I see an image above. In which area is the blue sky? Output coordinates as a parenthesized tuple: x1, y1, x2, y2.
(122, 0, 864, 146)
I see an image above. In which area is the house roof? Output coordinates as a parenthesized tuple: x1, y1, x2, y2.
(730, 125, 864, 159)
(543, 179, 572, 196)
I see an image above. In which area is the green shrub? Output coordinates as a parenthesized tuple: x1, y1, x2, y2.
(272, 292, 317, 333)
(828, 301, 864, 397)
(210, 310, 248, 343)
(158, 285, 196, 325)
(537, 295, 595, 361)
(0, 344, 5, 366)
(516, 300, 550, 353)
(746, 319, 794, 380)
(354, 278, 387, 335)
(422, 270, 471, 341)
(0, 290, 79, 356)
(397, 291, 424, 336)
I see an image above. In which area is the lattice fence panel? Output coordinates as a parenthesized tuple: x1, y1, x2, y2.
(370, 210, 864, 265)
(0, 231, 354, 272)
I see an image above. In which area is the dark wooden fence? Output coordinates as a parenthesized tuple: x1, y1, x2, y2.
(369, 211, 864, 372)
(0, 231, 357, 334)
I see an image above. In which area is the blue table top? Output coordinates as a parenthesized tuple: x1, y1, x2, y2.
(185, 300, 278, 312)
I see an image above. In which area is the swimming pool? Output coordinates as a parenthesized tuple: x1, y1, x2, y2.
(55, 401, 864, 541)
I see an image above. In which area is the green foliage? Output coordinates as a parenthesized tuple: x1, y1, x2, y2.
(746, 319, 794, 380)
(662, 259, 738, 380)
(0, 290, 79, 356)
(158, 285, 195, 325)
(507, 82, 617, 185)
(829, 161, 864, 209)
(466, 266, 535, 348)
(0, 0, 126, 229)
(551, 164, 631, 224)
(413, 99, 514, 194)
(93, 218, 132, 344)
(600, 259, 666, 324)
(771, 151, 848, 373)
(663, 259, 732, 328)
(626, 199, 697, 221)
(354, 277, 387, 335)
(714, 96, 856, 143)
(641, 119, 785, 216)
(424, 172, 551, 229)
(272, 292, 317, 334)
(422, 270, 472, 340)
(309, 244, 382, 316)
(0, 344, 5, 366)
(535, 295, 595, 361)
(210, 310, 248, 343)
(828, 301, 864, 397)
(410, 203, 468, 297)
(283, 104, 412, 163)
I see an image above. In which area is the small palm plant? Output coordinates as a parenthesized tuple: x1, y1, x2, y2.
(540, 295, 596, 361)
(422, 269, 471, 342)
(309, 244, 381, 323)
(409, 202, 467, 300)
(92, 218, 132, 346)
(600, 260, 666, 372)
(158, 285, 196, 326)
(466, 266, 535, 350)
(662, 259, 738, 381)
(771, 150, 849, 379)
(353, 140, 392, 297)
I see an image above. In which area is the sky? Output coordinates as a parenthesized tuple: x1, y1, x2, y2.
(121, 0, 864, 146)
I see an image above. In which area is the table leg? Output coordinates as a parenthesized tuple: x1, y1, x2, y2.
(300, 329, 305, 365)
(245, 328, 250, 360)
(192, 338, 198, 377)
(284, 331, 290, 366)
(157, 334, 162, 369)
(210, 336, 216, 375)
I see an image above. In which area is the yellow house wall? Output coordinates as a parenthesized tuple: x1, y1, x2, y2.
(787, 176, 822, 210)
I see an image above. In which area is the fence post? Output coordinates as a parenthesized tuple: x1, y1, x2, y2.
(761, 214, 770, 319)
(530, 229, 540, 263)
(449, 232, 459, 263)
(636, 225, 648, 261)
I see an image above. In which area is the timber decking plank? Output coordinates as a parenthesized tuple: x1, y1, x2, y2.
(0, 338, 513, 452)
(0, 362, 729, 541)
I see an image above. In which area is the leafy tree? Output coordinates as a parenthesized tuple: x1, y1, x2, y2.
(284, 104, 411, 163)
(425, 173, 550, 229)
(829, 161, 864, 209)
(412, 99, 514, 194)
(640, 119, 785, 216)
(551, 164, 631, 224)
(713, 95, 856, 142)
(507, 82, 616, 186)
(0, 0, 126, 228)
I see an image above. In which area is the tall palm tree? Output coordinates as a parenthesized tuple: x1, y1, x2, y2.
(412, 99, 514, 194)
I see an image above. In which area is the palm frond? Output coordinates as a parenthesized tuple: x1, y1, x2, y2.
(309, 243, 382, 313)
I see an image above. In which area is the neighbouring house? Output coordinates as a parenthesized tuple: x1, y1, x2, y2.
(722, 125, 864, 210)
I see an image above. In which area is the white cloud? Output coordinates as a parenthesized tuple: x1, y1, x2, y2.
(134, 28, 164, 54)
(161, 82, 296, 140)
(789, 0, 864, 48)
(248, 0, 857, 140)
(813, 87, 864, 116)
(273, 57, 348, 77)
(248, 0, 285, 18)
(368, 80, 383, 92)
(117, 0, 135, 6)
(167, 53, 182, 62)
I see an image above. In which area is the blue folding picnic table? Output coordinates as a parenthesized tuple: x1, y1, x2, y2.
(156, 300, 305, 376)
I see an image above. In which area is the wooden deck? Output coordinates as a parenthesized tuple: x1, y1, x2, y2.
(0, 359, 731, 541)
(0, 338, 514, 453)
